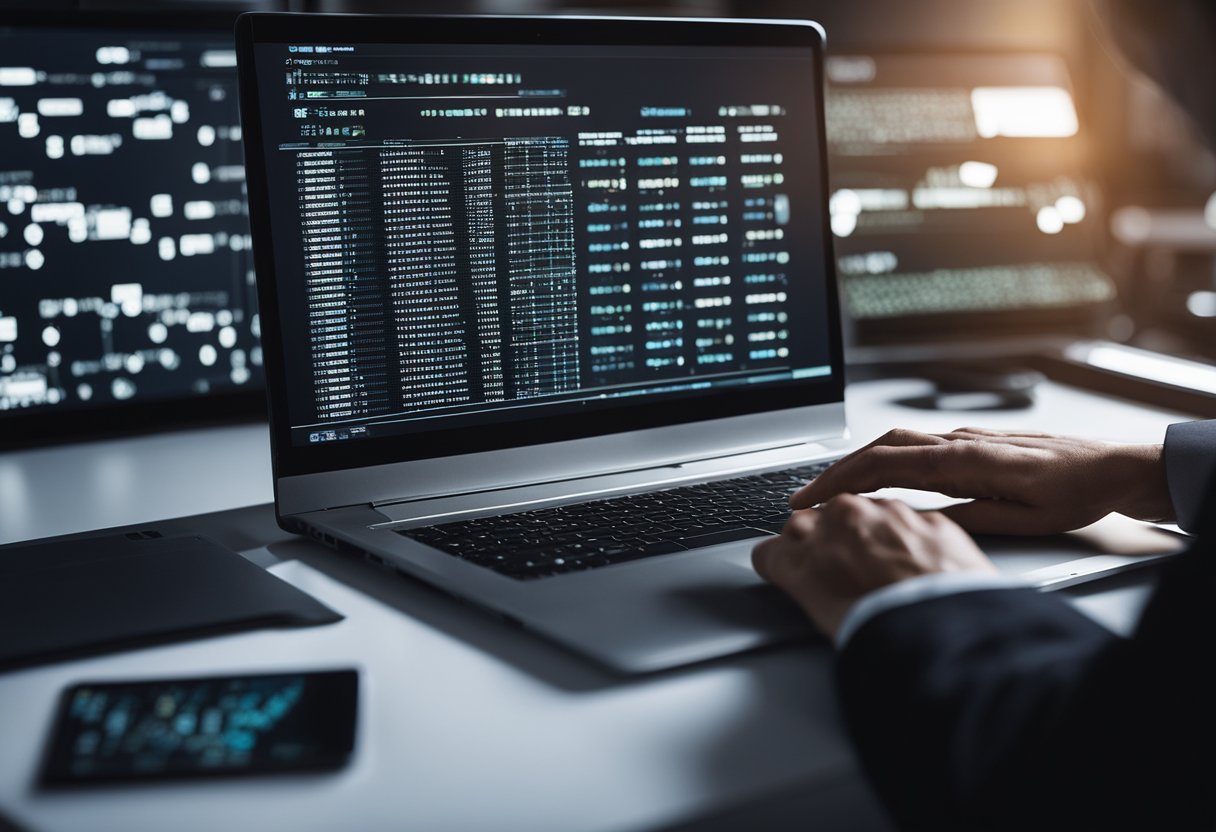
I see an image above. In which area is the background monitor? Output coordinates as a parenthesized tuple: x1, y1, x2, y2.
(823, 50, 1117, 349)
(0, 11, 262, 446)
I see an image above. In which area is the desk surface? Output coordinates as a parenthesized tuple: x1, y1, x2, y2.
(0, 378, 1192, 832)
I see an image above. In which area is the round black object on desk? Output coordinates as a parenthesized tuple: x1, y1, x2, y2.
(893, 365, 1044, 412)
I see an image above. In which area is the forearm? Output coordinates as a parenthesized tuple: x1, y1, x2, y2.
(1103, 442, 1173, 523)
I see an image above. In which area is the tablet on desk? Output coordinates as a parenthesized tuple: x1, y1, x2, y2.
(40, 669, 358, 787)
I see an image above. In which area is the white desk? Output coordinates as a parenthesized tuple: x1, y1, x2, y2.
(0, 378, 1193, 832)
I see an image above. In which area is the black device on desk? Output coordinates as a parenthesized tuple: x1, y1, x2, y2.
(40, 669, 358, 786)
(0, 532, 342, 672)
(0, 11, 264, 448)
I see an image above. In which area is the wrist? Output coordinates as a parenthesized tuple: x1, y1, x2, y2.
(1107, 443, 1174, 523)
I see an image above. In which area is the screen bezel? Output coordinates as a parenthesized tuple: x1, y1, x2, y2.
(236, 13, 843, 481)
(0, 10, 266, 450)
(39, 669, 358, 787)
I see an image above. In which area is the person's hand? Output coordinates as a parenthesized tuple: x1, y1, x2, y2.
(789, 427, 1173, 535)
(753, 496, 995, 638)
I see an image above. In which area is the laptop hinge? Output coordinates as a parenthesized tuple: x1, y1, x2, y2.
(367, 439, 816, 509)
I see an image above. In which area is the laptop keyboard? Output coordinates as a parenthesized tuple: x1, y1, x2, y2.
(399, 459, 838, 580)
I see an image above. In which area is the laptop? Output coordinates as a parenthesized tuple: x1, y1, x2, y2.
(234, 14, 1178, 673)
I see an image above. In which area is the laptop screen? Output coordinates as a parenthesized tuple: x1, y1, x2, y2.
(241, 18, 841, 468)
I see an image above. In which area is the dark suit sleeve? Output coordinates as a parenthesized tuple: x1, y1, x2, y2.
(1165, 420, 1216, 532)
(837, 539, 1215, 830)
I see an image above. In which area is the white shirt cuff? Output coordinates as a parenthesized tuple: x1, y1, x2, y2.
(834, 570, 1030, 650)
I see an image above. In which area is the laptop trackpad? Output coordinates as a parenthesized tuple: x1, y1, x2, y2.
(648, 542, 812, 640)
(665, 567, 812, 632)
(545, 550, 819, 672)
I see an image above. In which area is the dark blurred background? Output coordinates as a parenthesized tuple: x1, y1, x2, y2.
(3, 0, 1215, 439)
(12, 0, 1206, 356)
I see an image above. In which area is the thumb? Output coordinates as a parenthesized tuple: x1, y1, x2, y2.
(751, 535, 790, 585)
(752, 511, 817, 589)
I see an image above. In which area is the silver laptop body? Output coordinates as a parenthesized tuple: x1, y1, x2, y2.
(236, 13, 861, 672)
(236, 13, 1187, 673)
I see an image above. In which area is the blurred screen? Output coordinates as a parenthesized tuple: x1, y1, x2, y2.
(41, 670, 357, 785)
(824, 52, 1116, 342)
(0, 19, 262, 420)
